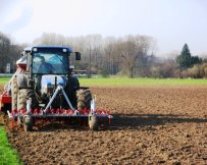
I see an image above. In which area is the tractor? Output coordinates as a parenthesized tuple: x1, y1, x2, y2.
(0, 46, 111, 131)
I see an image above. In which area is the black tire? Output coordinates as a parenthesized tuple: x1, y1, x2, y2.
(70, 76, 80, 91)
(67, 77, 80, 108)
(17, 89, 28, 110)
(17, 89, 38, 111)
(11, 76, 18, 111)
(76, 89, 92, 110)
(12, 74, 37, 111)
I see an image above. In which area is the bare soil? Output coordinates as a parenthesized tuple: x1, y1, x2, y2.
(2, 85, 207, 164)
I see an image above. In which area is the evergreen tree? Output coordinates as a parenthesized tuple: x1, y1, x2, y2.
(176, 43, 192, 69)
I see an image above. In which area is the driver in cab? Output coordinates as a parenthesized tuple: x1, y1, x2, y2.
(38, 57, 54, 74)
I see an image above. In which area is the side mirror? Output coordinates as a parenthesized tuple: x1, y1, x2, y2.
(75, 52, 81, 60)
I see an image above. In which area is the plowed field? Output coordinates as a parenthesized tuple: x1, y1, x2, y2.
(2, 85, 207, 164)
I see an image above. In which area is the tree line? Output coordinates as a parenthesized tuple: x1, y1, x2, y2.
(34, 33, 157, 78)
(0, 31, 207, 78)
(0, 32, 23, 72)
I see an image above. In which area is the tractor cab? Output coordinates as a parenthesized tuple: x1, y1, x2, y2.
(31, 47, 72, 75)
(17, 46, 81, 73)
(28, 46, 81, 108)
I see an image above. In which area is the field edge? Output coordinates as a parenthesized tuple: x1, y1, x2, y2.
(0, 127, 22, 165)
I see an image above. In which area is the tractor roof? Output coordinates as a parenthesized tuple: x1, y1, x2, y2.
(23, 46, 73, 53)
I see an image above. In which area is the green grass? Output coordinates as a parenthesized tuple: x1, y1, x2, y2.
(1, 76, 207, 87)
(0, 77, 22, 164)
(0, 77, 10, 84)
(79, 77, 207, 87)
(0, 127, 22, 165)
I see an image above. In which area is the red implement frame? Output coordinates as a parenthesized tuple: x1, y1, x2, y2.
(0, 91, 11, 109)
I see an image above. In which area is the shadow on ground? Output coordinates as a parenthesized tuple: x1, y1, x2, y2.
(5, 113, 207, 132)
(111, 113, 207, 130)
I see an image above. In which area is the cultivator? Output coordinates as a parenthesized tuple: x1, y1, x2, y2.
(7, 107, 112, 131)
(0, 46, 112, 131)
(1, 86, 112, 131)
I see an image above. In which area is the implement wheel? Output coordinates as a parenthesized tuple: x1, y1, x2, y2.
(17, 116, 23, 127)
(23, 115, 33, 132)
(88, 113, 98, 130)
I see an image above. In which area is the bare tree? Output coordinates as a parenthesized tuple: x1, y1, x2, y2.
(33, 33, 67, 46)
(83, 34, 103, 77)
(113, 35, 155, 78)
(102, 37, 116, 75)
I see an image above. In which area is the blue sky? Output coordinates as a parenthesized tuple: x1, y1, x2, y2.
(0, 0, 207, 56)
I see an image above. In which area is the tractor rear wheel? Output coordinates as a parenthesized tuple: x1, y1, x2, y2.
(11, 75, 18, 111)
(17, 89, 37, 111)
(76, 89, 92, 110)
(17, 89, 28, 110)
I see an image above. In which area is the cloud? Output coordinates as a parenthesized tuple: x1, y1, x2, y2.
(0, 0, 32, 35)
(4, 7, 32, 34)
(0, 0, 11, 12)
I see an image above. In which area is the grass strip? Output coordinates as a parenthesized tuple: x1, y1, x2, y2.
(0, 77, 10, 85)
(0, 127, 22, 165)
(79, 77, 207, 87)
(1, 76, 207, 87)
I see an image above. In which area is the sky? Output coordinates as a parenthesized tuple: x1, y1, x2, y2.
(0, 0, 207, 56)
